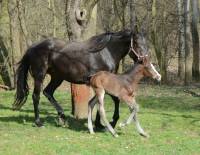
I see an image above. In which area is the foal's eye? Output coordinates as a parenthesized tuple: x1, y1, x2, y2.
(152, 63, 157, 67)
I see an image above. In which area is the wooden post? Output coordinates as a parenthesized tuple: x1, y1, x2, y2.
(71, 84, 91, 119)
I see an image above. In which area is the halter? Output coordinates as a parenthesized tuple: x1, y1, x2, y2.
(128, 37, 148, 61)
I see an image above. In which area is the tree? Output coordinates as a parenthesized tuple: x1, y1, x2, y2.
(191, 0, 200, 81)
(48, 0, 57, 37)
(129, 0, 136, 31)
(0, 36, 14, 88)
(8, 0, 22, 86)
(151, 0, 167, 82)
(184, 0, 192, 85)
(177, 0, 185, 82)
(16, 0, 32, 47)
(0, 0, 15, 88)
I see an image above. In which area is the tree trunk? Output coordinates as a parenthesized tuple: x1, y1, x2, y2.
(65, 0, 97, 119)
(8, 0, 22, 87)
(177, 0, 185, 82)
(184, 0, 192, 85)
(0, 0, 14, 88)
(151, 0, 164, 82)
(151, 0, 169, 83)
(191, 0, 200, 81)
(97, 0, 113, 33)
(0, 36, 14, 88)
(16, 0, 32, 47)
(48, 0, 57, 37)
(113, 0, 128, 72)
(129, 0, 136, 31)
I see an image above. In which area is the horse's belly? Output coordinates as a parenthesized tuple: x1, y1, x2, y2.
(52, 63, 89, 84)
(51, 53, 116, 84)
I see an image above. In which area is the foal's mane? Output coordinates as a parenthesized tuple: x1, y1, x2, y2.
(122, 63, 141, 74)
(87, 29, 132, 53)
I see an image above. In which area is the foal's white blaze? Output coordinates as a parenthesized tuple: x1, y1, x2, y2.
(150, 63, 161, 81)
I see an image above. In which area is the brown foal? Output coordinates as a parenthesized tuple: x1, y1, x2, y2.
(88, 56, 161, 137)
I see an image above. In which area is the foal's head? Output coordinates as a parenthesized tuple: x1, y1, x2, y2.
(140, 56, 161, 81)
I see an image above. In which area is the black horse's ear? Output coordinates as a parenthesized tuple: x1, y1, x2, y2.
(134, 25, 139, 33)
(131, 24, 138, 37)
(142, 30, 147, 37)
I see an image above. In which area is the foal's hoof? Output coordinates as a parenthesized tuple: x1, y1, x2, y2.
(33, 120, 44, 127)
(139, 132, 149, 138)
(114, 134, 119, 138)
(89, 131, 95, 134)
(110, 121, 117, 128)
(119, 122, 126, 128)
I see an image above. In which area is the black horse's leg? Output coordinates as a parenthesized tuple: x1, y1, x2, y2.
(95, 111, 105, 129)
(109, 95, 120, 128)
(32, 79, 44, 127)
(43, 77, 65, 123)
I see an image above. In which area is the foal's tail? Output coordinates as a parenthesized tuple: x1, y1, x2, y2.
(13, 50, 30, 110)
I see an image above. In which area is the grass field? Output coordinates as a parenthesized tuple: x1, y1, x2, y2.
(0, 85, 200, 155)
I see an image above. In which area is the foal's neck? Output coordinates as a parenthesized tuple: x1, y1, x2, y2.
(123, 64, 144, 87)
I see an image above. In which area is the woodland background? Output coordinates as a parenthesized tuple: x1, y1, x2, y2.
(0, 0, 200, 89)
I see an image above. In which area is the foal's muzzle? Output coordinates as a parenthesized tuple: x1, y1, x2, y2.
(154, 74, 161, 82)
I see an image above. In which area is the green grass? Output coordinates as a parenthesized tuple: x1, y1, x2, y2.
(0, 85, 200, 155)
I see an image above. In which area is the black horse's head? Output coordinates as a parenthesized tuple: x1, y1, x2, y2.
(128, 29, 149, 63)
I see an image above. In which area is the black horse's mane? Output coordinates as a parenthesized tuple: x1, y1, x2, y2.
(87, 29, 132, 53)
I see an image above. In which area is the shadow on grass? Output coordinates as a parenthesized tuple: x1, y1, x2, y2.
(0, 102, 89, 131)
(141, 111, 199, 119)
(0, 114, 59, 126)
(0, 114, 89, 131)
(0, 104, 56, 116)
(65, 116, 115, 133)
(65, 116, 88, 132)
(138, 96, 200, 112)
(140, 111, 200, 127)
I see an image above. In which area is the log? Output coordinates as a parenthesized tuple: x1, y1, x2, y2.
(71, 84, 91, 119)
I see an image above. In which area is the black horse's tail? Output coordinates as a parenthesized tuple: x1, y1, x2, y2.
(13, 50, 30, 110)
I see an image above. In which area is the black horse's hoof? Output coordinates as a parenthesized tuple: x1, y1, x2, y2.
(110, 121, 117, 128)
(33, 120, 44, 127)
(56, 114, 67, 127)
(56, 117, 66, 127)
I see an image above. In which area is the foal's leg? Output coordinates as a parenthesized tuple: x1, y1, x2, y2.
(132, 101, 149, 137)
(95, 95, 120, 129)
(88, 96, 98, 134)
(119, 107, 135, 128)
(43, 77, 65, 125)
(97, 90, 118, 137)
(32, 79, 44, 127)
(119, 98, 148, 137)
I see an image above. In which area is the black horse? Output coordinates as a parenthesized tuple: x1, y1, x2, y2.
(13, 29, 148, 127)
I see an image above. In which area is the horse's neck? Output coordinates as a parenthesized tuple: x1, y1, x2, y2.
(108, 41, 130, 65)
